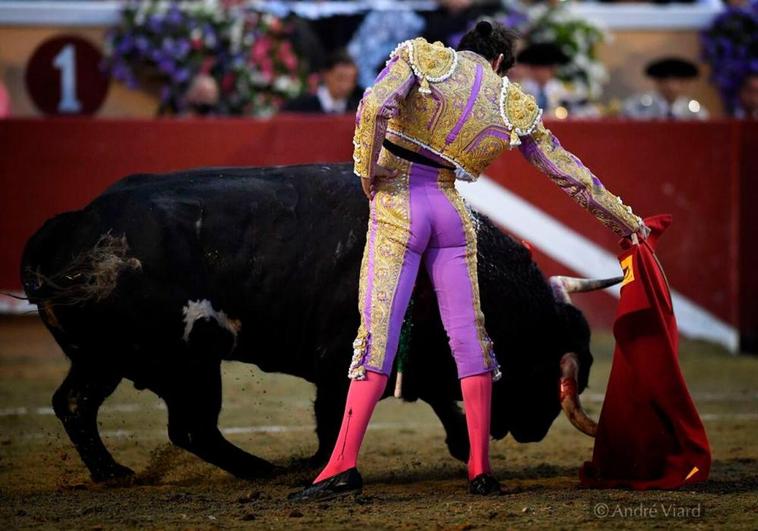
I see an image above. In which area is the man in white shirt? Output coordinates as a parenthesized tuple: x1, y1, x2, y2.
(623, 57, 709, 121)
(282, 50, 360, 114)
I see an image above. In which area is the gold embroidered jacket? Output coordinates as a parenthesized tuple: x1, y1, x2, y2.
(352, 37, 644, 237)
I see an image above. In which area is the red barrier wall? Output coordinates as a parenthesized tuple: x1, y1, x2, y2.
(1, 117, 756, 350)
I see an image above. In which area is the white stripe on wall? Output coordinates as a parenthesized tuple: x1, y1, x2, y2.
(0, 292, 36, 314)
(458, 176, 739, 353)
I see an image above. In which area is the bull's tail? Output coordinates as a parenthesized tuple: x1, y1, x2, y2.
(20, 213, 142, 309)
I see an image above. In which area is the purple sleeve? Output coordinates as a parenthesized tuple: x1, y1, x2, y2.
(518, 122, 644, 237)
(352, 55, 416, 179)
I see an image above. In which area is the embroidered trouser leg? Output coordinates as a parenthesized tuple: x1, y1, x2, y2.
(348, 161, 501, 381)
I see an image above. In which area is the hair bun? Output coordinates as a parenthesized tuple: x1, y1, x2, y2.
(475, 20, 493, 37)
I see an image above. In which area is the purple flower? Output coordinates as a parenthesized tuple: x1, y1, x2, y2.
(147, 14, 163, 33)
(202, 23, 217, 48)
(174, 67, 190, 83)
(161, 85, 172, 103)
(111, 63, 127, 82)
(701, 3, 758, 113)
(135, 35, 150, 53)
(116, 35, 134, 55)
(173, 39, 191, 60)
(158, 57, 176, 76)
(111, 61, 137, 89)
(166, 4, 183, 26)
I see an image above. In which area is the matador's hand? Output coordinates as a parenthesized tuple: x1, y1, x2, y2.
(628, 222, 651, 244)
(361, 176, 373, 200)
(362, 165, 399, 200)
(373, 164, 399, 180)
(637, 222, 651, 240)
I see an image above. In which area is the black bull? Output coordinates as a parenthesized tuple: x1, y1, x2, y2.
(21, 163, 604, 483)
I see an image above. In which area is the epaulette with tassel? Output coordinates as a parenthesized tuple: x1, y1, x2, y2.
(389, 37, 458, 96)
(499, 78, 543, 147)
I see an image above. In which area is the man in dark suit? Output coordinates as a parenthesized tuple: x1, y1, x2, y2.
(282, 50, 360, 114)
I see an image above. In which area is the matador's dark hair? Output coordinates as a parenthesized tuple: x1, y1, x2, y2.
(456, 19, 518, 75)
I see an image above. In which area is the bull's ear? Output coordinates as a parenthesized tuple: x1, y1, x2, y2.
(555, 302, 590, 352)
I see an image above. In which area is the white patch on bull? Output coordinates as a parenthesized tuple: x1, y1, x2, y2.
(181, 299, 242, 349)
(335, 240, 343, 258)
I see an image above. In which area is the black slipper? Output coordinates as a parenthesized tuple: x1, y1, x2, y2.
(468, 473, 503, 495)
(287, 468, 363, 502)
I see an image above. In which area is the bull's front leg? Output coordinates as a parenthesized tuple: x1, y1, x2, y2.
(52, 362, 134, 482)
(426, 398, 470, 463)
(159, 358, 276, 479)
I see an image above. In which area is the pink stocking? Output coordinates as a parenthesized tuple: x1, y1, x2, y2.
(313, 370, 388, 483)
(461, 372, 493, 480)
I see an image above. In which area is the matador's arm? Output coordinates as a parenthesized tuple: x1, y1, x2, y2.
(352, 46, 416, 180)
(518, 119, 647, 238)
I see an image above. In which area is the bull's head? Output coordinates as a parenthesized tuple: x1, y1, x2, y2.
(550, 275, 623, 438)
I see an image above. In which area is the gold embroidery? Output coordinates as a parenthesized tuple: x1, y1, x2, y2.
(386, 46, 514, 181)
(405, 38, 458, 94)
(500, 80, 542, 146)
(526, 121, 643, 236)
(349, 171, 412, 379)
(352, 49, 414, 180)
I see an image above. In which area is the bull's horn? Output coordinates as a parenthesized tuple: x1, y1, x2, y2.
(560, 352, 597, 437)
(550, 275, 624, 304)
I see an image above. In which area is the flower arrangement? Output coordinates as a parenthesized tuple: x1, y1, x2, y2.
(104, 0, 305, 116)
(524, 5, 609, 101)
(701, 2, 758, 115)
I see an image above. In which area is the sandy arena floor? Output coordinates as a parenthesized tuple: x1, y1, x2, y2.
(0, 315, 756, 529)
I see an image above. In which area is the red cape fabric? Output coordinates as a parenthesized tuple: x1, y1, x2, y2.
(579, 214, 711, 489)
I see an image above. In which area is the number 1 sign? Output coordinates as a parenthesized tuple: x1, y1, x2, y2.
(25, 35, 109, 116)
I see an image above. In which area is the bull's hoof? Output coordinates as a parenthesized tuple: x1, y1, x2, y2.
(233, 459, 281, 480)
(91, 463, 136, 484)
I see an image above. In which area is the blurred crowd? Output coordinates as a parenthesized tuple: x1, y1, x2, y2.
(1, 0, 756, 120)
(248, 0, 755, 121)
(129, 0, 758, 120)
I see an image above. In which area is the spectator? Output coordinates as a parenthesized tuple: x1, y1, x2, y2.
(623, 57, 708, 120)
(516, 43, 572, 117)
(518, 42, 603, 118)
(347, 10, 425, 89)
(282, 50, 360, 114)
(183, 73, 220, 117)
(734, 72, 758, 119)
